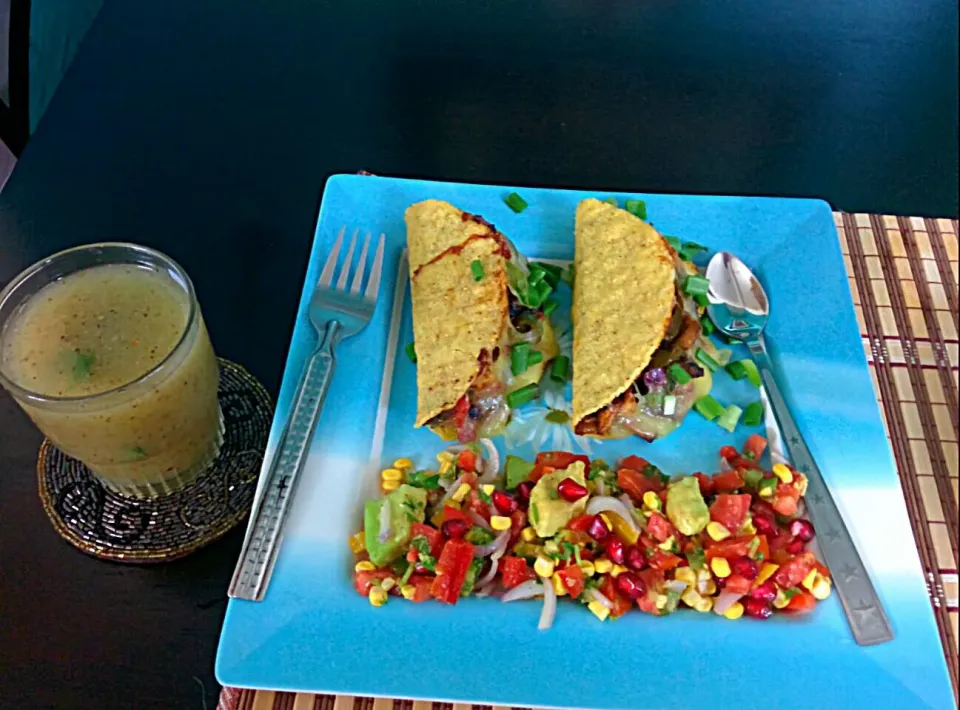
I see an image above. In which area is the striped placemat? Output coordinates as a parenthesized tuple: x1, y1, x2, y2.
(219, 213, 959, 710)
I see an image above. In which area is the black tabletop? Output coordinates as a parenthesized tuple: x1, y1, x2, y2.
(1, 1, 957, 708)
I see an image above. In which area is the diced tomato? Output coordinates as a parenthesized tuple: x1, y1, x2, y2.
(774, 553, 816, 589)
(772, 483, 801, 516)
(646, 512, 676, 543)
(724, 574, 753, 595)
(709, 494, 752, 531)
(532, 452, 590, 481)
(814, 560, 830, 579)
(466, 489, 491, 521)
(751, 498, 777, 520)
(619, 455, 650, 473)
(757, 534, 770, 562)
(600, 576, 633, 618)
(704, 536, 754, 560)
(566, 514, 594, 533)
(457, 449, 478, 473)
(768, 530, 793, 564)
(618, 467, 663, 500)
(636, 596, 660, 615)
(500, 556, 536, 589)
(693, 472, 716, 496)
(556, 564, 586, 598)
(406, 574, 435, 603)
(719, 445, 740, 463)
(743, 434, 767, 461)
(442, 506, 471, 524)
(354, 570, 392, 596)
(648, 550, 682, 571)
(508, 509, 527, 546)
(430, 539, 476, 604)
(410, 522, 443, 558)
(782, 589, 817, 614)
(713, 469, 745, 492)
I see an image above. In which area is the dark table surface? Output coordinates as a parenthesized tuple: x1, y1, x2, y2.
(1, 1, 957, 708)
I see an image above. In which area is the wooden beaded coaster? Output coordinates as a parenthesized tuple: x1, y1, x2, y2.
(37, 359, 272, 563)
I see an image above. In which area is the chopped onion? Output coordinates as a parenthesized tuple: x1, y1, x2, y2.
(377, 501, 392, 544)
(595, 479, 607, 497)
(587, 588, 613, 609)
(439, 474, 467, 504)
(468, 510, 491, 530)
(478, 438, 500, 484)
(501, 579, 543, 603)
(538, 577, 558, 631)
(665, 579, 688, 595)
(475, 580, 499, 598)
(474, 529, 509, 558)
(444, 444, 469, 456)
(585, 497, 641, 536)
(477, 558, 499, 587)
(713, 591, 744, 615)
(663, 394, 677, 417)
(719, 456, 734, 473)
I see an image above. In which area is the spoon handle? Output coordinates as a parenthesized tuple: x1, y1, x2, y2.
(746, 338, 894, 646)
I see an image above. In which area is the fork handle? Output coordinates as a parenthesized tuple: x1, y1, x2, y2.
(747, 337, 893, 645)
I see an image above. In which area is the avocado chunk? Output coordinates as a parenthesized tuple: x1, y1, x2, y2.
(364, 484, 427, 567)
(528, 461, 588, 537)
(665, 476, 709, 536)
(505, 455, 535, 490)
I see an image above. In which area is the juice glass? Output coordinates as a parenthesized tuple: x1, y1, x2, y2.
(0, 243, 223, 498)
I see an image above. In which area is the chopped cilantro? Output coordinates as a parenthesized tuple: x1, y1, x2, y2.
(411, 535, 431, 556)
(406, 470, 440, 490)
(71, 350, 96, 383)
(465, 527, 495, 545)
(460, 559, 485, 596)
(783, 588, 801, 600)
(478, 487, 492, 505)
(686, 546, 706, 571)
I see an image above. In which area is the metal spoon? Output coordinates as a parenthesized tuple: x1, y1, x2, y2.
(706, 251, 893, 646)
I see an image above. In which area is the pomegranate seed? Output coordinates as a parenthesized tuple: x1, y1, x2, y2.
(743, 596, 773, 620)
(492, 490, 518, 515)
(624, 545, 647, 571)
(586, 515, 610, 542)
(605, 537, 626, 565)
(786, 538, 805, 554)
(516, 481, 534, 502)
(730, 556, 759, 581)
(615, 571, 647, 600)
(556, 477, 589, 502)
(789, 518, 815, 542)
(441, 519, 469, 539)
(753, 515, 777, 536)
(750, 580, 777, 604)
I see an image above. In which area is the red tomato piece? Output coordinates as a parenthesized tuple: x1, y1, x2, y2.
(713, 469, 745, 493)
(354, 570, 392, 597)
(756, 534, 770, 562)
(566, 514, 595, 533)
(442, 506, 471, 524)
(618, 467, 663, 500)
(693, 472, 716, 496)
(619, 455, 650, 473)
(638, 567, 665, 591)
(704, 536, 754, 560)
(774, 553, 816, 589)
(648, 550, 682, 571)
(508, 509, 527, 546)
(410, 522, 443, 558)
(719, 445, 740, 463)
(772, 484, 801, 516)
(743, 434, 767, 461)
(407, 574, 435, 603)
(724, 574, 753, 595)
(709, 494, 752, 531)
(457, 449, 478, 473)
(557, 564, 586, 598)
(646, 512, 676, 543)
(600, 576, 633, 618)
(430, 539, 476, 604)
(781, 589, 817, 614)
(535, 451, 590, 473)
(500, 556, 536, 589)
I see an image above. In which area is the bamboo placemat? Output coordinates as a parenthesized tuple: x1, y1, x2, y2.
(219, 212, 959, 710)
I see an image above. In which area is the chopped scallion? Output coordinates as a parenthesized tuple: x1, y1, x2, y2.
(664, 236, 681, 251)
(528, 268, 545, 286)
(743, 400, 765, 426)
(695, 347, 720, 372)
(700, 315, 716, 337)
(527, 350, 544, 367)
(543, 299, 558, 316)
(624, 199, 647, 219)
(678, 241, 707, 261)
(504, 192, 528, 213)
(725, 360, 747, 380)
(693, 395, 725, 421)
(694, 293, 709, 308)
(506, 383, 539, 408)
(550, 355, 570, 383)
(727, 359, 761, 387)
(682, 274, 710, 296)
(511, 343, 531, 376)
(405, 342, 417, 363)
(717, 404, 743, 433)
(603, 197, 618, 207)
(470, 259, 485, 281)
(667, 363, 692, 385)
(530, 262, 562, 288)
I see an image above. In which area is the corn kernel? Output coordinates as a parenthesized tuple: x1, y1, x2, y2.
(521, 526, 538, 542)
(393, 457, 414, 470)
(655, 594, 668, 609)
(445, 500, 461, 510)
(610, 564, 627, 578)
(354, 560, 376, 572)
(439, 461, 454, 476)
(697, 568, 712, 583)
(773, 463, 794, 484)
(675, 567, 697, 586)
(758, 486, 774, 499)
(681, 589, 703, 608)
(437, 451, 455, 464)
(579, 560, 596, 577)
(706, 521, 731, 541)
(740, 518, 757, 535)
(381, 467, 404, 482)
(481, 484, 495, 496)
(811, 576, 832, 600)
(773, 589, 790, 609)
(642, 491, 661, 510)
(801, 568, 819, 591)
(658, 535, 676, 551)
(723, 602, 744, 620)
(490, 515, 512, 531)
(755, 562, 779, 587)
(400, 584, 416, 600)
(381, 480, 400, 492)
(588, 600, 611, 621)
(544, 540, 560, 555)
(430, 509, 445, 527)
(594, 558, 613, 575)
(694, 597, 714, 613)
(534, 556, 555, 578)
(368, 586, 388, 607)
(606, 512, 640, 544)
(381, 577, 396, 592)
(451, 482, 471, 503)
(703, 579, 718, 596)
(794, 473, 809, 496)
(599, 513, 613, 531)
(710, 557, 731, 578)
(348, 532, 365, 554)
(552, 573, 568, 596)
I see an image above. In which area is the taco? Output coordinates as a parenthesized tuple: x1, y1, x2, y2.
(406, 199, 559, 442)
(572, 198, 712, 440)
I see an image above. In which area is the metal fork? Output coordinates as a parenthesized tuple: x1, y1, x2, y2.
(229, 227, 385, 601)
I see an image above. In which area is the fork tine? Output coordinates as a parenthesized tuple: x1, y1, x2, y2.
(336, 229, 359, 291)
(319, 226, 345, 287)
(350, 232, 371, 294)
(364, 233, 386, 302)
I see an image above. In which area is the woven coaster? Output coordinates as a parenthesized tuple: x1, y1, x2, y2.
(37, 358, 272, 563)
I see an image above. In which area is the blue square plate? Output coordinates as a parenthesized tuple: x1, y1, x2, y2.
(216, 175, 954, 709)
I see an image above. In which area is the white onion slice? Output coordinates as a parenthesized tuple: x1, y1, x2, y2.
(501, 579, 543, 603)
(468, 510, 491, 530)
(713, 591, 744, 615)
(478, 439, 500, 484)
(475, 580, 499, 598)
(595, 479, 607, 497)
(587, 588, 613, 609)
(439, 474, 467, 505)
(665, 579, 688, 595)
(618, 494, 641, 522)
(474, 529, 509, 558)
(377, 500, 392, 543)
(538, 577, 558, 631)
(477, 558, 499, 587)
(585, 497, 641, 536)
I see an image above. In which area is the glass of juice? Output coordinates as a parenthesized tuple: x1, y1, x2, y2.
(0, 243, 223, 498)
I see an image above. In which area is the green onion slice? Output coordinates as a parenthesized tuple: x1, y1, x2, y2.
(405, 342, 417, 363)
(667, 363, 692, 385)
(527, 350, 544, 367)
(695, 347, 720, 372)
(505, 192, 528, 213)
(743, 400, 765, 426)
(717, 404, 743, 433)
(511, 342, 531, 376)
(550, 355, 570, 383)
(693, 395, 725, 421)
(506, 383, 539, 408)
(543, 299, 558, 316)
(470, 259, 485, 281)
(624, 199, 647, 219)
(727, 359, 761, 387)
(682, 274, 710, 296)
(700, 315, 716, 337)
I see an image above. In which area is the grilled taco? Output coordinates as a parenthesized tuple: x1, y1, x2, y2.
(572, 198, 712, 440)
(406, 200, 559, 442)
